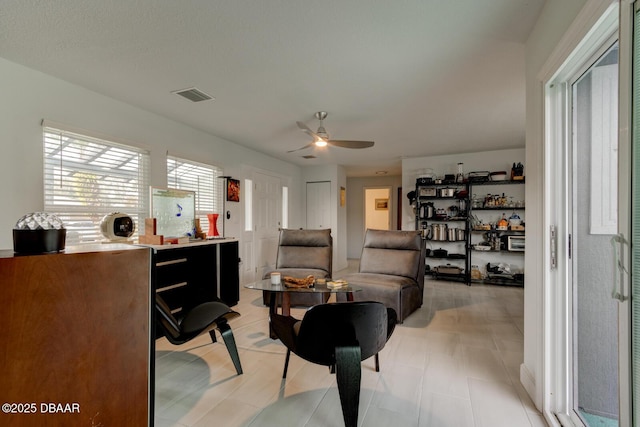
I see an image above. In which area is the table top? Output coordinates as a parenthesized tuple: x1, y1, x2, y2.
(245, 278, 361, 294)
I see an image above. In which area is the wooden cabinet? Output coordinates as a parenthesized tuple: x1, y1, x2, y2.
(149, 240, 240, 324)
(0, 244, 151, 427)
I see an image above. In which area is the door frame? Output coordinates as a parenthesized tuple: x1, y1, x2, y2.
(541, 3, 625, 426)
(363, 186, 393, 232)
(616, 1, 634, 425)
(241, 166, 290, 285)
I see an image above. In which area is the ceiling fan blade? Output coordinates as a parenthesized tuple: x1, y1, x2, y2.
(286, 142, 315, 153)
(328, 140, 375, 149)
(296, 121, 319, 139)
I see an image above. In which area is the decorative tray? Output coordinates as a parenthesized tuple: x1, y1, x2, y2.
(283, 275, 315, 288)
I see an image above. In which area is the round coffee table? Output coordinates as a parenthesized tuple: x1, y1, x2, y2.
(245, 279, 361, 338)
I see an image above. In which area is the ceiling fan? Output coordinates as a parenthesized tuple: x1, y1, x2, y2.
(287, 112, 375, 153)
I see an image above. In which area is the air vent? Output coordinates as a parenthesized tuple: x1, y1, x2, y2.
(171, 87, 214, 102)
(302, 155, 316, 159)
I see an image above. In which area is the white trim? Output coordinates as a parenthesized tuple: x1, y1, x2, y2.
(544, 80, 572, 425)
(538, 0, 618, 82)
(616, 2, 634, 426)
(520, 363, 538, 406)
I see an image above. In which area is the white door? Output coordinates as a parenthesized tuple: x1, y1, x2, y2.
(306, 181, 331, 229)
(253, 172, 281, 281)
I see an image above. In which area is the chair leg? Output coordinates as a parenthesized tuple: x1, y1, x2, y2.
(282, 349, 291, 378)
(217, 322, 243, 375)
(208, 329, 218, 343)
(375, 353, 380, 372)
(335, 345, 362, 427)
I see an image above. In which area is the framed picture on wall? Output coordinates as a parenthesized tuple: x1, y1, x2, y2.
(375, 198, 389, 210)
(227, 179, 240, 202)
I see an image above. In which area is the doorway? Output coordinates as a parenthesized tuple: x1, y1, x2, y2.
(364, 187, 392, 231)
(543, 4, 629, 426)
(252, 171, 282, 283)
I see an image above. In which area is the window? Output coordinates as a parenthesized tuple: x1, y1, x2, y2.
(245, 179, 253, 231)
(282, 185, 289, 228)
(43, 125, 150, 244)
(584, 44, 618, 234)
(166, 155, 224, 234)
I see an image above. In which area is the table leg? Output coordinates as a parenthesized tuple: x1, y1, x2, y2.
(269, 292, 292, 339)
(268, 293, 277, 339)
(281, 292, 291, 316)
(347, 291, 354, 302)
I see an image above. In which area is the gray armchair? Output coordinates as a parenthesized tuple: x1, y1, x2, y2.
(263, 228, 333, 307)
(337, 229, 425, 323)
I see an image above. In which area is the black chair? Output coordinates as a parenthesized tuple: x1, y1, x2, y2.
(155, 294, 243, 375)
(270, 301, 397, 427)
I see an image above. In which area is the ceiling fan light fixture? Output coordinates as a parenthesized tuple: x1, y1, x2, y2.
(289, 112, 374, 152)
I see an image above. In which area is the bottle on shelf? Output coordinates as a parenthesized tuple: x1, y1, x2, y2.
(470, 265, 482, 280)
(456, 162, 465, 183)
(498, 213, 508, 229)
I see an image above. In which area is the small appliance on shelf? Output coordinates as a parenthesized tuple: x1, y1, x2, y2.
(467, 171, 491, 182)
(100, 212, 135, 242)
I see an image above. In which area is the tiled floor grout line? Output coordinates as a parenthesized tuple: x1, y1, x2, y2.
(155, 266, 544, 427)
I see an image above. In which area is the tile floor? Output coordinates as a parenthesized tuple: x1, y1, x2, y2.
(154, 261, 547, 427)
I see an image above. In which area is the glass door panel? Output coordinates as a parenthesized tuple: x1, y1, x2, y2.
(571, 41, 619, 427)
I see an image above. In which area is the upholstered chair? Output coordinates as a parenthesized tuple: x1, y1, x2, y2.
(336, 229, 425, 323)
(263, 228, 333, 307)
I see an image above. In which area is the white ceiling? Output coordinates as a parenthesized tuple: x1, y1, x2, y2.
(1, 0, 544, 177)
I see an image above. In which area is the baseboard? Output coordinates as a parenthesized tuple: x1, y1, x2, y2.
(520, 363, 538, 408)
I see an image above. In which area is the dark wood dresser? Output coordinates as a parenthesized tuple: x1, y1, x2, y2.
(0, 244, 151, 426)
(146, 239, 240, 322)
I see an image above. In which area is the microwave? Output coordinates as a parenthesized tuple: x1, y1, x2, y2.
(505, 235, 525, 251)
(418, 187, 437, 197)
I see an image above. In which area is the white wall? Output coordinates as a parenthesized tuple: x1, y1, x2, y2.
(402, 149, 526, 225)
(0, 57, 304, 250)
(523, 0, 588, 410)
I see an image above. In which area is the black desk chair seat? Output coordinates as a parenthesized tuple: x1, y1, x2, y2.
(271, 301, 397, 427)
(155, 294, 243, 375)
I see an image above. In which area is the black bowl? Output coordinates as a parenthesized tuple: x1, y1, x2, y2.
(13, 228, 66, 254)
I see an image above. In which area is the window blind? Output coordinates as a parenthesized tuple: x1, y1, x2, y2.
(166, 155, 224, 234)
(43, 126, 150, 244)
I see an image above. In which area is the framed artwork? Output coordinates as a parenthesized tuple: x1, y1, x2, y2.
(375, 198, 389, 210)
(227, 178, 240, 202)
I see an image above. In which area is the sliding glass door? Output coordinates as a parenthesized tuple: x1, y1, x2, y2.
(543, 3, 633, 426)
(570, 39, 620, 427)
